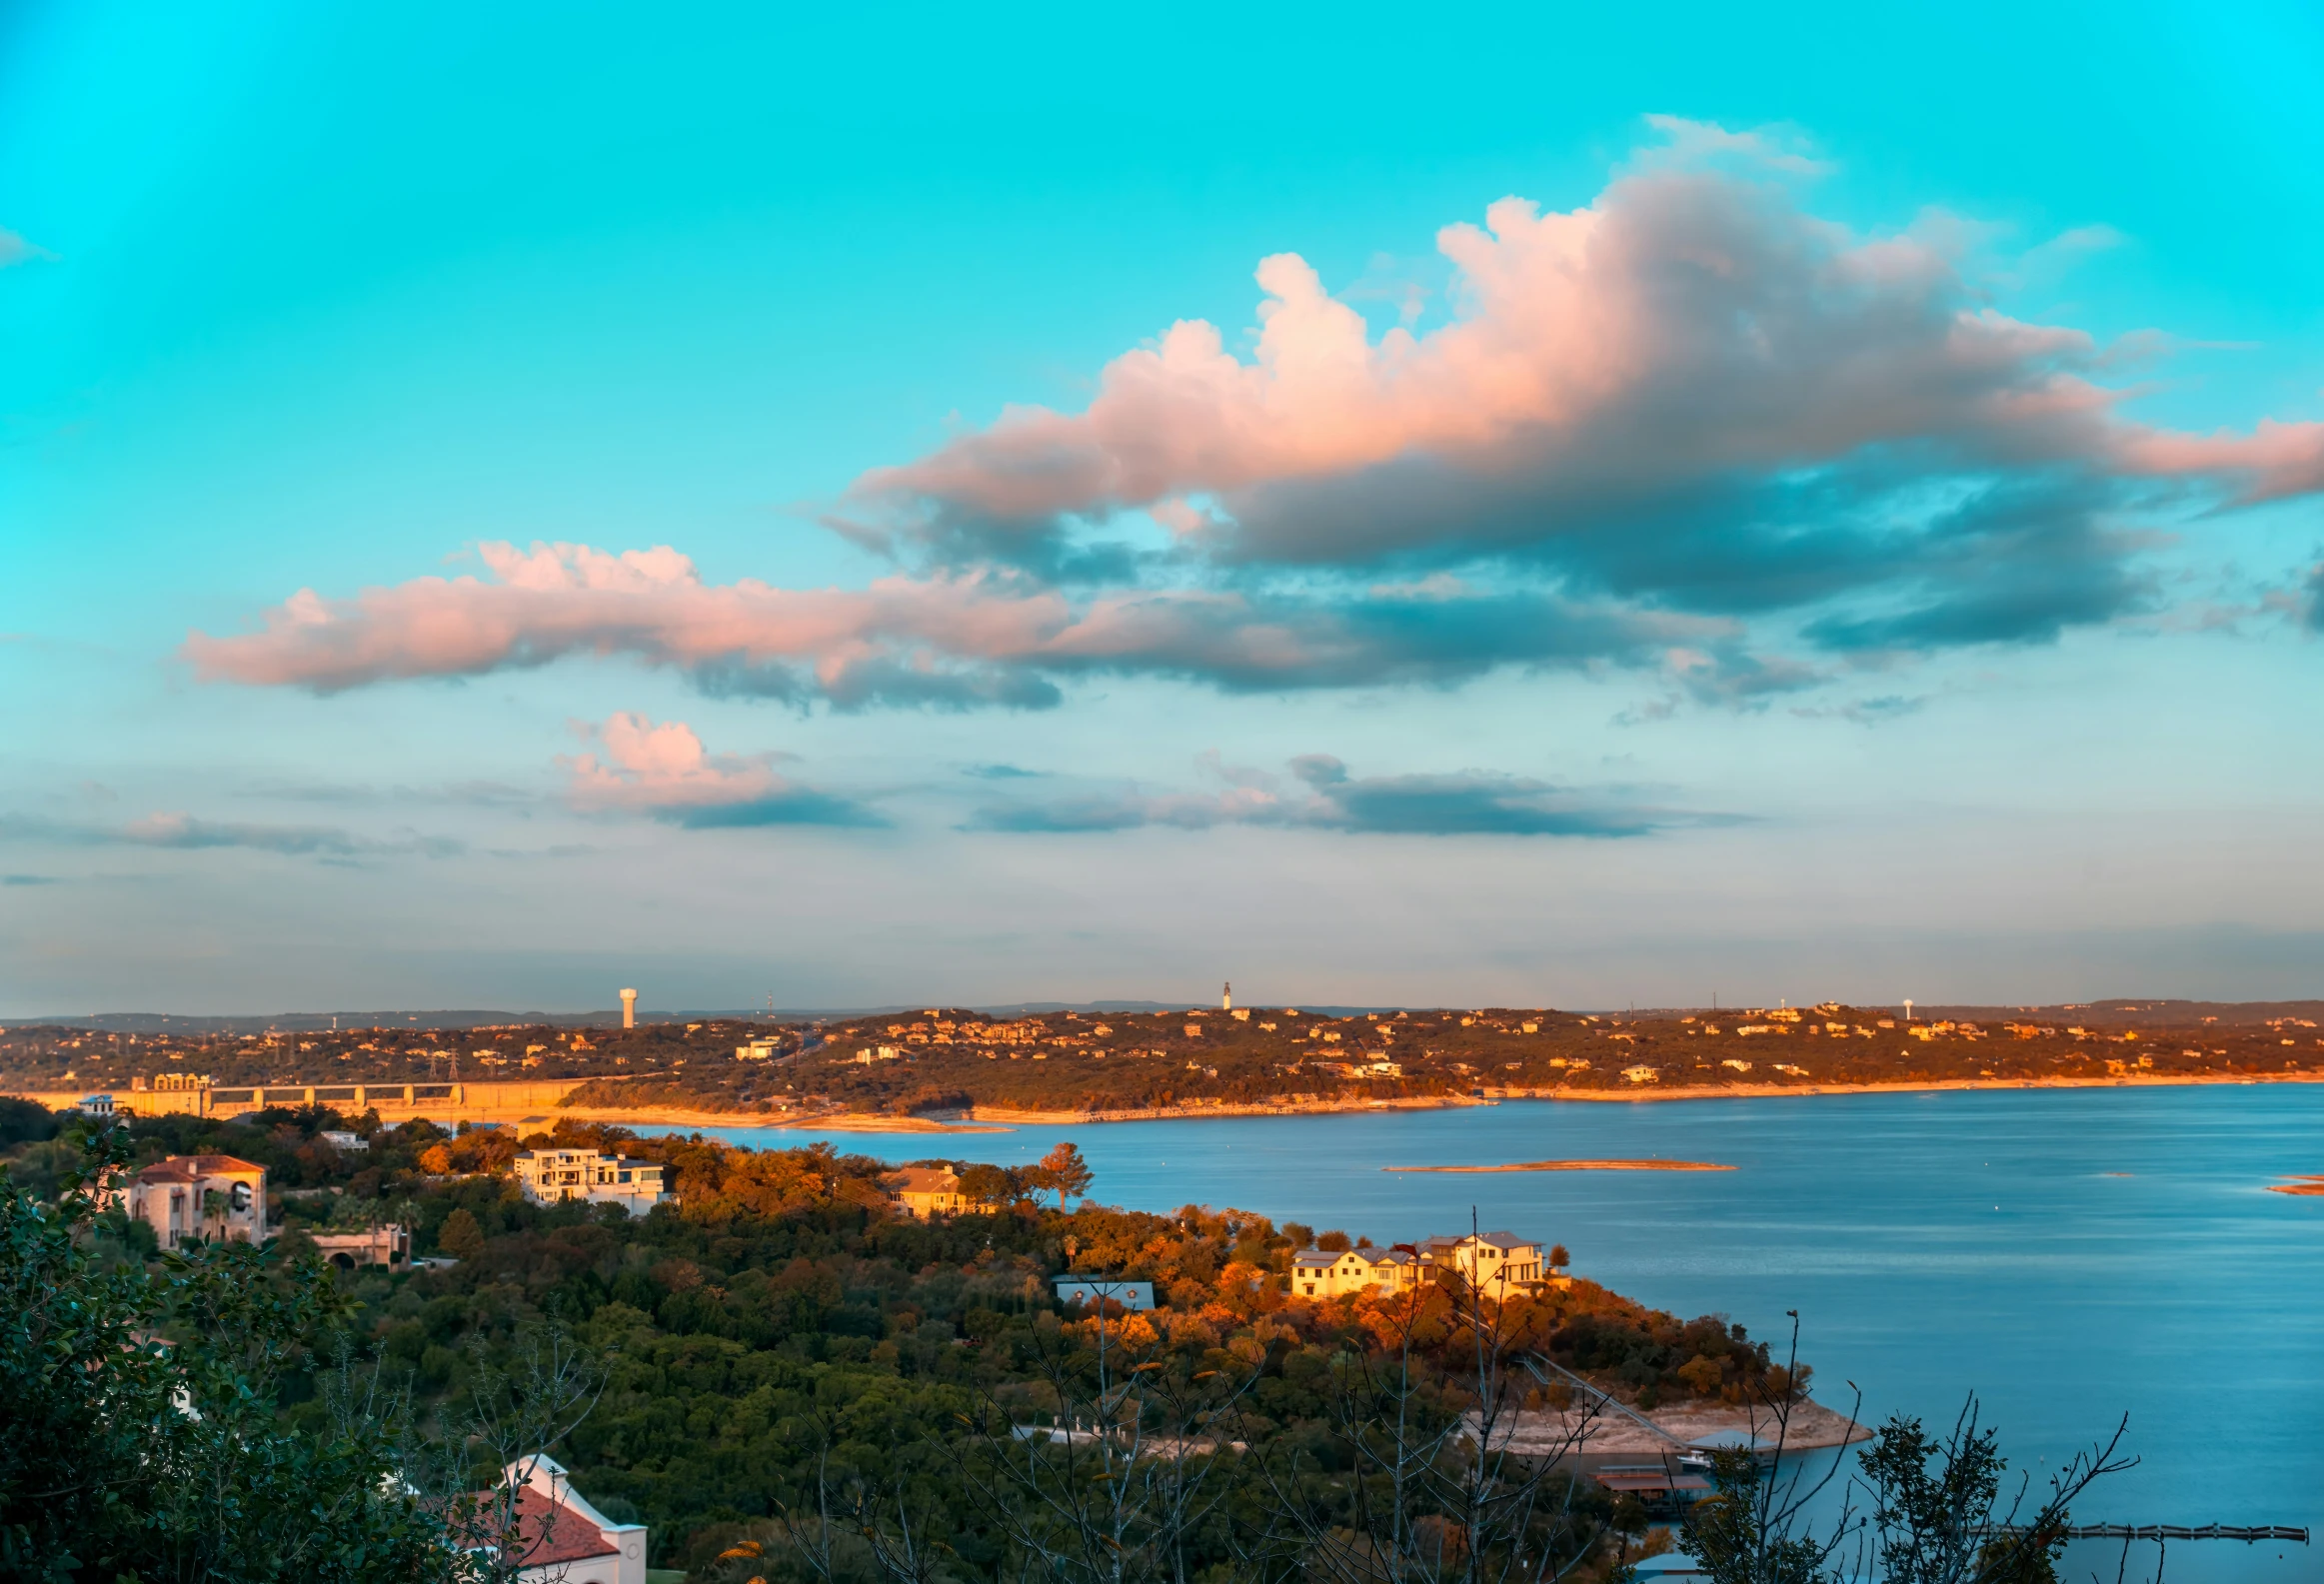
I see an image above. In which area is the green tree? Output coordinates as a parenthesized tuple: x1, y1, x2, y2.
(0, 1131, 463, 1582)
(439, 1205, 487, 1259)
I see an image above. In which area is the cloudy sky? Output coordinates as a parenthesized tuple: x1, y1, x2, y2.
(4, 1, 2321, 1015)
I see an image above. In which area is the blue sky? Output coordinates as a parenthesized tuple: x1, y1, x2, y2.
(3, 0, 2321, 1014)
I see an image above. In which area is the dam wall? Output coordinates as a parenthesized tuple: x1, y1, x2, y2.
(3, 1077, 595, 1122)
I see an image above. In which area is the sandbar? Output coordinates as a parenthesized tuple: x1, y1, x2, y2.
(1384, 1159, 1734, 1173)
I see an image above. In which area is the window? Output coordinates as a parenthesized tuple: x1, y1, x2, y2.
(618, 1171, 631, 1183)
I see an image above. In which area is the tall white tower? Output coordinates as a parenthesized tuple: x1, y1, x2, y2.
(1903, 998, 1914, 1023)
(620, 987, 639, 1029)
(1221, 981, 1232, 1011)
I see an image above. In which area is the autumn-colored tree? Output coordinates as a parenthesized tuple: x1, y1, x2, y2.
(1034, 1141, 1094, 1209)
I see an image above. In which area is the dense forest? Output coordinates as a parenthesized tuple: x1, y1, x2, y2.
(6, 999, 2321, 1121)
(0, 1096, 1821, 1579)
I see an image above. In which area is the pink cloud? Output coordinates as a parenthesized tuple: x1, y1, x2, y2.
(840, 136, 2320, 568)
(186, 540, 1713, 704)
(559, 714, 882, 827)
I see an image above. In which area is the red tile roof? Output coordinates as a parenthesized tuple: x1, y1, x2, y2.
(494, 1485, 618, 1566)
(134, 1154, 265, 1183)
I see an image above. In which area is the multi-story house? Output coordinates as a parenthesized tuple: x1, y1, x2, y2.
(883, 1165, 967, 1218)
(511, 1148, 671, 1217)
(1289, 1243, 1426, 1298)
(103, 1154, 268, 1247)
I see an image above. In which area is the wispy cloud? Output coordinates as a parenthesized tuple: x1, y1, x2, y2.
(0, 811, 464, 858)
(0, 228, 53, 269)
(560, 713, 884, 828)
(970, 753, 1716, 837)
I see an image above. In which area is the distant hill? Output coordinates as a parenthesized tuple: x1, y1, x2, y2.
(10, 996, 2320, 1037)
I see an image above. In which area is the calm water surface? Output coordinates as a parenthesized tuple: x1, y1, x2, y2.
(645, 1086, 2324, 1582)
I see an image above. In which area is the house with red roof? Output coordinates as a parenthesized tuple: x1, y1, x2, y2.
(484, 1454, 648, 1584)
(102, 1154, 268, 1247)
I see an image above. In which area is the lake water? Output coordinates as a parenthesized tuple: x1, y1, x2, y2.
(643, 1085, 2324, 1582)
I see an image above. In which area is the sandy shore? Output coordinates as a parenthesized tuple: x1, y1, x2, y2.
(1508, 1069, 2324, 1105)
(1490, 1397, 1868, 1458)
(1385, 1159, 1734, 1173)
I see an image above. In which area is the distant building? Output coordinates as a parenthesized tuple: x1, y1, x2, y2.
(512, 1148, 671, 1217)
(77, 1093, 116, 1117)
(1052, 1274, 1156, 1311)
(488, 1454, 648, 1584)
(308, 1224, 411, 1270)
(736, 1039, 778, 1060)
(1290, 1245, 1424, 1298)
(883, 1165, 967, 1218)
(103, 1154, 268, 1247)
(320, 1129, 369, 1151)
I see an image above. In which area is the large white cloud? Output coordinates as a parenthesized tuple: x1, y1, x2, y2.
(185, 122, 2324, 714)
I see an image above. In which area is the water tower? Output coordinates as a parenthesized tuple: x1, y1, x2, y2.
(620, 987, 638, 1029)
(1221, 981, 1232, 1011)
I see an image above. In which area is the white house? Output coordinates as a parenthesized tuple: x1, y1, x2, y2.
(489, 1454, 648, 1584)
(512, 1148, 671, 1217)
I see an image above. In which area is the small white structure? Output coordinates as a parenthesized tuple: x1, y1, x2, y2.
(1052, 1274, 1156, 1311)
(491, 1453, 648, 1584)
(512, 1148, 671, 1217)
(319, 1129, 369, 1151)
(77, 1093, 117, 1117)
(619, 988, 638, 1029)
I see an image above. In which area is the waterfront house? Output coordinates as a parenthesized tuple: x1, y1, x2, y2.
(1292, 1232, 1548, 1300)
(1290, 1244, 1426, 1298)
(511, 1148, 671, 1217)
(1416, 1230, 1548, 1294)
(102, 1154, 267, 1247)
(883, 1164, 967, 1218)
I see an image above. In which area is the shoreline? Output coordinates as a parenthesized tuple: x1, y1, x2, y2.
(551, 1069, 2324, 1135)
(27, 1067, 2314, 1139)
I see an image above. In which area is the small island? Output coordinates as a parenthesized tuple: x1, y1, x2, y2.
(1385, 1159, 1735, 1173)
